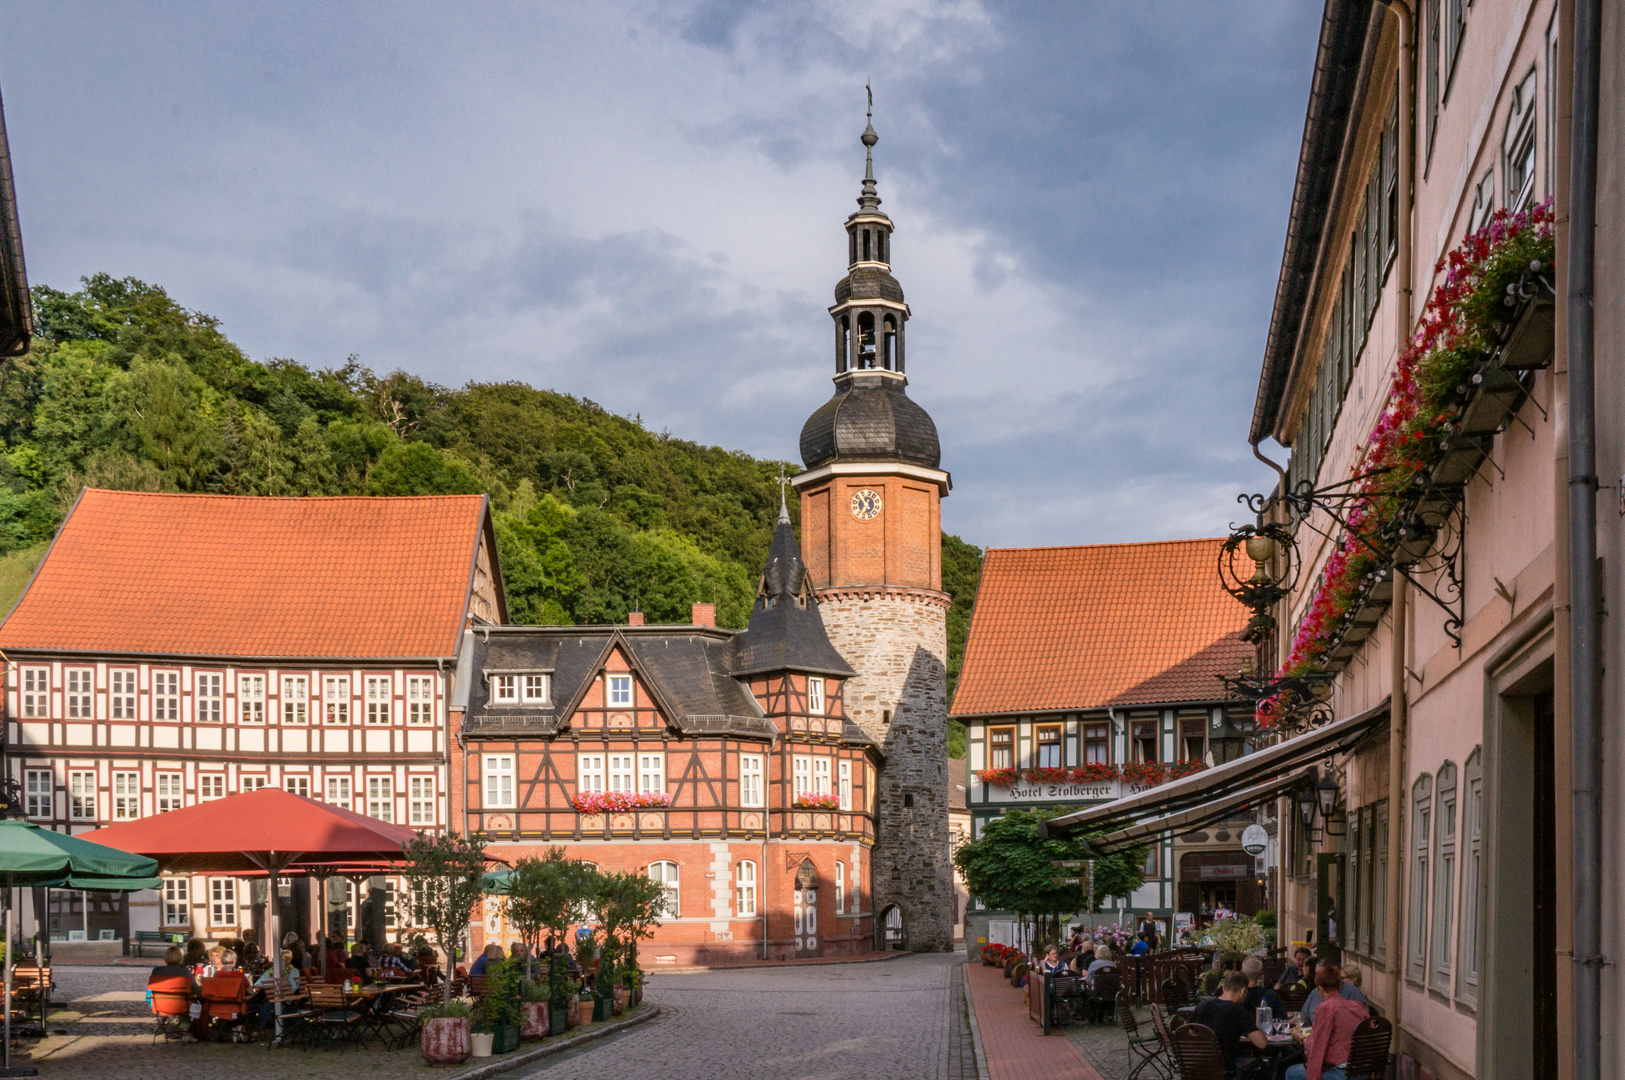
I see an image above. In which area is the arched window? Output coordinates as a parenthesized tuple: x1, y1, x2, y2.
(649, 861, 680, 917)
(882, 316, 897, 370)
(857, 313, 876, 368)
(878, 230, 887, 263)
(862, 229, 871, 261)
(849, 230, 857, 265)
(1430, 761, 1458, 991)
(835, 861, 846, 914)
(1406, 773, 1433, 984)
(1457, 748, 1483, 1007)
(735, 861, 757, 916)
(837, 316, 849, 372)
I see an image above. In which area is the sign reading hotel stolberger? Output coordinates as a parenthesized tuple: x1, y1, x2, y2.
(981, 778, 1157, 803)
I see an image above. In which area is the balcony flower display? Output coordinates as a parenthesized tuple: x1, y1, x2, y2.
(570, 791, 673, 814)
(1270, 200, 1555, 719)
(1120, 761, 1167, 787)
(1073, 762, 1120, 783)
(974, 768, 1021, 788)
(794, 793, 840, 810)
(973, 763, 1123, 788)
(1167, 759, 1208, 780)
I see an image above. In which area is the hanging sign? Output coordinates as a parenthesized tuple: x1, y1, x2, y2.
(1241, 824, 1269, 856)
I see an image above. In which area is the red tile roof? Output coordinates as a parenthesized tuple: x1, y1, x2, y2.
(949, 538, 1251, 716)
(0, 489, 496, 660)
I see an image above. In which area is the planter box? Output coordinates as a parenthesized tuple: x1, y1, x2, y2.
(1430, 439, 1488, 487)
(613, 986, 628, 1014)
(522, 1001, 548, 1040)
(1498, 295, 1556, 370)
(593, 995, 613, 1021)
(422, 1017, 472, 1066)
(550, 1003, 569, 1036)
(471, 1031, 494, 1058)
(492, 1023, 521, 1053)
(574, 1000, 591, 1028)
(1455, 363, 1524, 435)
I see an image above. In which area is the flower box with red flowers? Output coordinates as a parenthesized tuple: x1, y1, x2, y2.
(1167, 760, 1208, 780)
(1071, 762, 1119, 783)
(974, 768, 1022, 788)
(1120, 761, 1167, 787)
(793, 793, 840, 810)
(1023, 767, 1072, 784)
(570, 791, 673, 814)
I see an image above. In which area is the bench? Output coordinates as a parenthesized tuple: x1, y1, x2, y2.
(132, 931, 183, 958)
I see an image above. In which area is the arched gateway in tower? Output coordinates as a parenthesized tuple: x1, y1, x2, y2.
(791, 103, 954, 952)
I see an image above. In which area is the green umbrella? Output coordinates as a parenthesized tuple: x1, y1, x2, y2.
(481, 869, 514, 893)
(0, 819, 158, 1075)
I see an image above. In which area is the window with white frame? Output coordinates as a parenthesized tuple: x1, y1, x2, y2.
(523, 674, 550, 703)
(199, 775, 225, 801)
(409, 776, 435, 825)
(24, 770, 51, 818)
(735, 860, 757, 916)
(1504, 69, 1538, 211)
(196, 673, 222, 722)
(835, 860, 845, 913)
(326, 775, 352, 807)
(324, 676, 350, 724)
(807, 677, 824, 715)
(284, 775, 310, 798)
(238, 675, 264, 723)
(793, 756, 811, 797)
(1443, 0, 1465, 92)
(493, 674, 517, 702)
(110, 670, 137, 719)
(65, 668, 93, 719)
(838, 761, 852, 811)
(20, 668, 48, 718)
(1425, 0, 1441, 153)
(407, 676, 434, 724)
(607, 675, 632, 707)
(156, 772, 184, 813)
(68, 772, 96, 821)
(1407, 774, 1433, 984)
(367, 776, 393, 822)
(484, 755, 515, 808)
(282, 677, 308, 724)
(1468, 169, 1495, 236)
(153, 671, 179, 721)
(210, 878, 237, 926)
(112, 772, 140, 820)
(1457, 752, 1483, 1006)
(813, 758, 831, 795)
(740, 755, 763, 808)
(240, 776, 267, 792)
(578, 755, 604, 794)
(366, 676, 392, 724)
(638, 753, 664, 795)
(649, 861, 680, 917)
(163, 877, 190, 927)
(608, 755, 635, 793)
(1036, 724, 1062, 768)
(852, 860, 861, 911)
(1431, 762, 1458, 991)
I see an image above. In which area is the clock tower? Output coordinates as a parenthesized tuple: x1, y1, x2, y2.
(792, 100, 953, 953)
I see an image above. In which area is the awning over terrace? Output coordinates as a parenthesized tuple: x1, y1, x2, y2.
(1039, 699, 1389, 840)
(1086, 768, 1319, 854)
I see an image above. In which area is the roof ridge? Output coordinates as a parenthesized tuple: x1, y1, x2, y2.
(986, 537, 1228, 556)
(80, 488, 486, 503)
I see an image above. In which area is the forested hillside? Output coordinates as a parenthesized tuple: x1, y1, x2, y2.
(3, 275, 982, 708)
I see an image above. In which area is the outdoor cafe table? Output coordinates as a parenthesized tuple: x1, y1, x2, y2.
(340, 983, 425, 1048)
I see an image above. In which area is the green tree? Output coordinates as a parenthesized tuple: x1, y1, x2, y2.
(366, 440, 483, 496)
(400, 831, 490, 1004)
(587, 869, 667, 978)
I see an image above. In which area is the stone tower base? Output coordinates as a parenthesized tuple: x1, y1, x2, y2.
(816, 585, 954, 951)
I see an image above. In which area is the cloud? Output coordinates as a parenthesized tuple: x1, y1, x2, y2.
(0, 0, 1318, 548)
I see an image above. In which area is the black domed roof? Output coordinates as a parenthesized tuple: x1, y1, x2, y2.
(834, 266, 905, 305)
(799, 371, 941, 470)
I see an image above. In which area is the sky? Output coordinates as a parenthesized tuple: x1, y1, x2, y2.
(0, 1, 1320, 550)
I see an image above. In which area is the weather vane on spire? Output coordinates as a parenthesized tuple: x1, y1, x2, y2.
(777, 466, 790, 523)
(859, 83, 881, 210)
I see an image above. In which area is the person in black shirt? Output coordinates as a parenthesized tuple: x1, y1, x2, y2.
(1190, 971, 1267, 1077)
(1275, 946, 1312, 989)
(1240, 956, 1286, 1017)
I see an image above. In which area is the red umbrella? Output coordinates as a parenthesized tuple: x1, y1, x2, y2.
(82, 787, 422, 1031)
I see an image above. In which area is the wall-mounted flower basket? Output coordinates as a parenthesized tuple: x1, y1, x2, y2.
(571, 791, 673, 814)
(793, 794, 840, 810)
(1497, 292, 1556, 371)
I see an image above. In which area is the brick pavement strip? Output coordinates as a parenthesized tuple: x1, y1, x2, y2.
(22, 955, 978, 1080)
(963, 961, 1104, 1080)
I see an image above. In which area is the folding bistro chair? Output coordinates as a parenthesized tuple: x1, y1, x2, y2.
(1170, 1023, 1228, 1080)
(147, 976, 195, 1044)
(200, 976, 251, 1042)
(1117, 990, 1172, 1080)
(305, 983, 365, 1050)
(1343, 1015, 1395, 1080)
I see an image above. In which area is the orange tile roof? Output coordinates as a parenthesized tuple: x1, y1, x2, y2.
(0, 490, 496, 660)
(949, 538, 1251, 716)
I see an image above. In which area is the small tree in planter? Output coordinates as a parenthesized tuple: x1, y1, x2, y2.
(475, 957, 524, 1052)
(400, 830, 489, 1005)
(589, 870, 667, 1012)
(417, 1000, 474, 1066)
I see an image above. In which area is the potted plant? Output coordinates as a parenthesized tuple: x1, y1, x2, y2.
(399, 830, 489, 1008)
(547, 951, 574, 1035)
(623, 966, 643, 1007)
(576, 985, 593, 1028)
(474, 957, 524, 1053)
(520, 978, 550, 1041)
(417, 1000, 474, 1066)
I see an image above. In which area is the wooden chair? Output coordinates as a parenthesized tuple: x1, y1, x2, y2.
(1089, 971, 1122, 1024)
(262, 978, 315, 1048)
(1159, 977, 1191, 1010)
(1280, 982, 1310, 1013)
(305, 983, 364, 1049)
(147, 975, 194, 1043)
(385, 988, 435, 1050)
(1148, 1003, 1176, 1059)
(1344, 1015, 1395, 1080)
(1117, 990, 1171, 1080)
(1170, 1022, 1227, 1080)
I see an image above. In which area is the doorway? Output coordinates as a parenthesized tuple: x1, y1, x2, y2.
(792, 861, 819, 959)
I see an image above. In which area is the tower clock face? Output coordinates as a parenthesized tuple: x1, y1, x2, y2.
(849, 488, 882, 521)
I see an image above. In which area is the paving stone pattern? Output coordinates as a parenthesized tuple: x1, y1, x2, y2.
(16, 956, 975, 1080)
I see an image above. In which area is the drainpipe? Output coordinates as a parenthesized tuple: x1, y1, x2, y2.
(1377, 0, 1414, 1032)
(1567, 0, 1602, 1072)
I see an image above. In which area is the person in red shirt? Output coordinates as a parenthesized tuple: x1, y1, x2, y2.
(1287, 964, 1369, 1080)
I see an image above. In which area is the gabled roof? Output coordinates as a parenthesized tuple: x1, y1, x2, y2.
(0, 490, 502, 660)
(729, 511, 856, 678)
(949, 538, 1251, 717)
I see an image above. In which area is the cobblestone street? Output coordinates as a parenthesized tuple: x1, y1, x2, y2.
(14, 954, 976, 1080)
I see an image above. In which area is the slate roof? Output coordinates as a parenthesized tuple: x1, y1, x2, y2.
(834, 265, 905, 305)
(949, 538, 1251, 717)
(800, 370, 941, 470)
(0, 490, 498, 659)
(728, 511, 856, 678)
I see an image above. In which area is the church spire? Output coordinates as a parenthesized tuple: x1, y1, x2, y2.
(857, 83, 882, 216)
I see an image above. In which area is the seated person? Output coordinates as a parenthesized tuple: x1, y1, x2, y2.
(1198, 955, 1227, 998)
(1129, 931, 1152, 956)
(1240, 956, 1286, 1017)
(1276, 947, 1313, 989)
(183, 938, 208, 970)
(1191, 971, 1268, 1078)
(1067, 927, 1084, 952)
(345, 943, 373, 978)
(1300, 961, 1368, 1025)
(149, 945, 199, 992)
(376, 943, 412, 975)
(470, 942, 505, 977)
(1286, 965, 1369, 1080)
(324, 940, 348, 974)
(1037, 946, 1068, 975)
(1085, 945, 1117, 986)
(254, 950, 299, 1028)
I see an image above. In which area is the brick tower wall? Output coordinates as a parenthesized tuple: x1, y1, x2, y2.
(816, 586, 954, 952)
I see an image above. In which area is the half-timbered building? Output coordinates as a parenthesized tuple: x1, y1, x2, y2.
(0, 488, 504, 948)
(454, 504, 883, 964)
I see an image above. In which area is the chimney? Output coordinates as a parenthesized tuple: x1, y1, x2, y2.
(628, 611, 645, 627)
(690, 602, 716, 627)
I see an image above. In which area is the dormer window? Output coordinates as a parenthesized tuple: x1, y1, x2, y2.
(494, 675, 517, 703)
(608, 675, 633, 707)
(524, 674, 551, 703)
